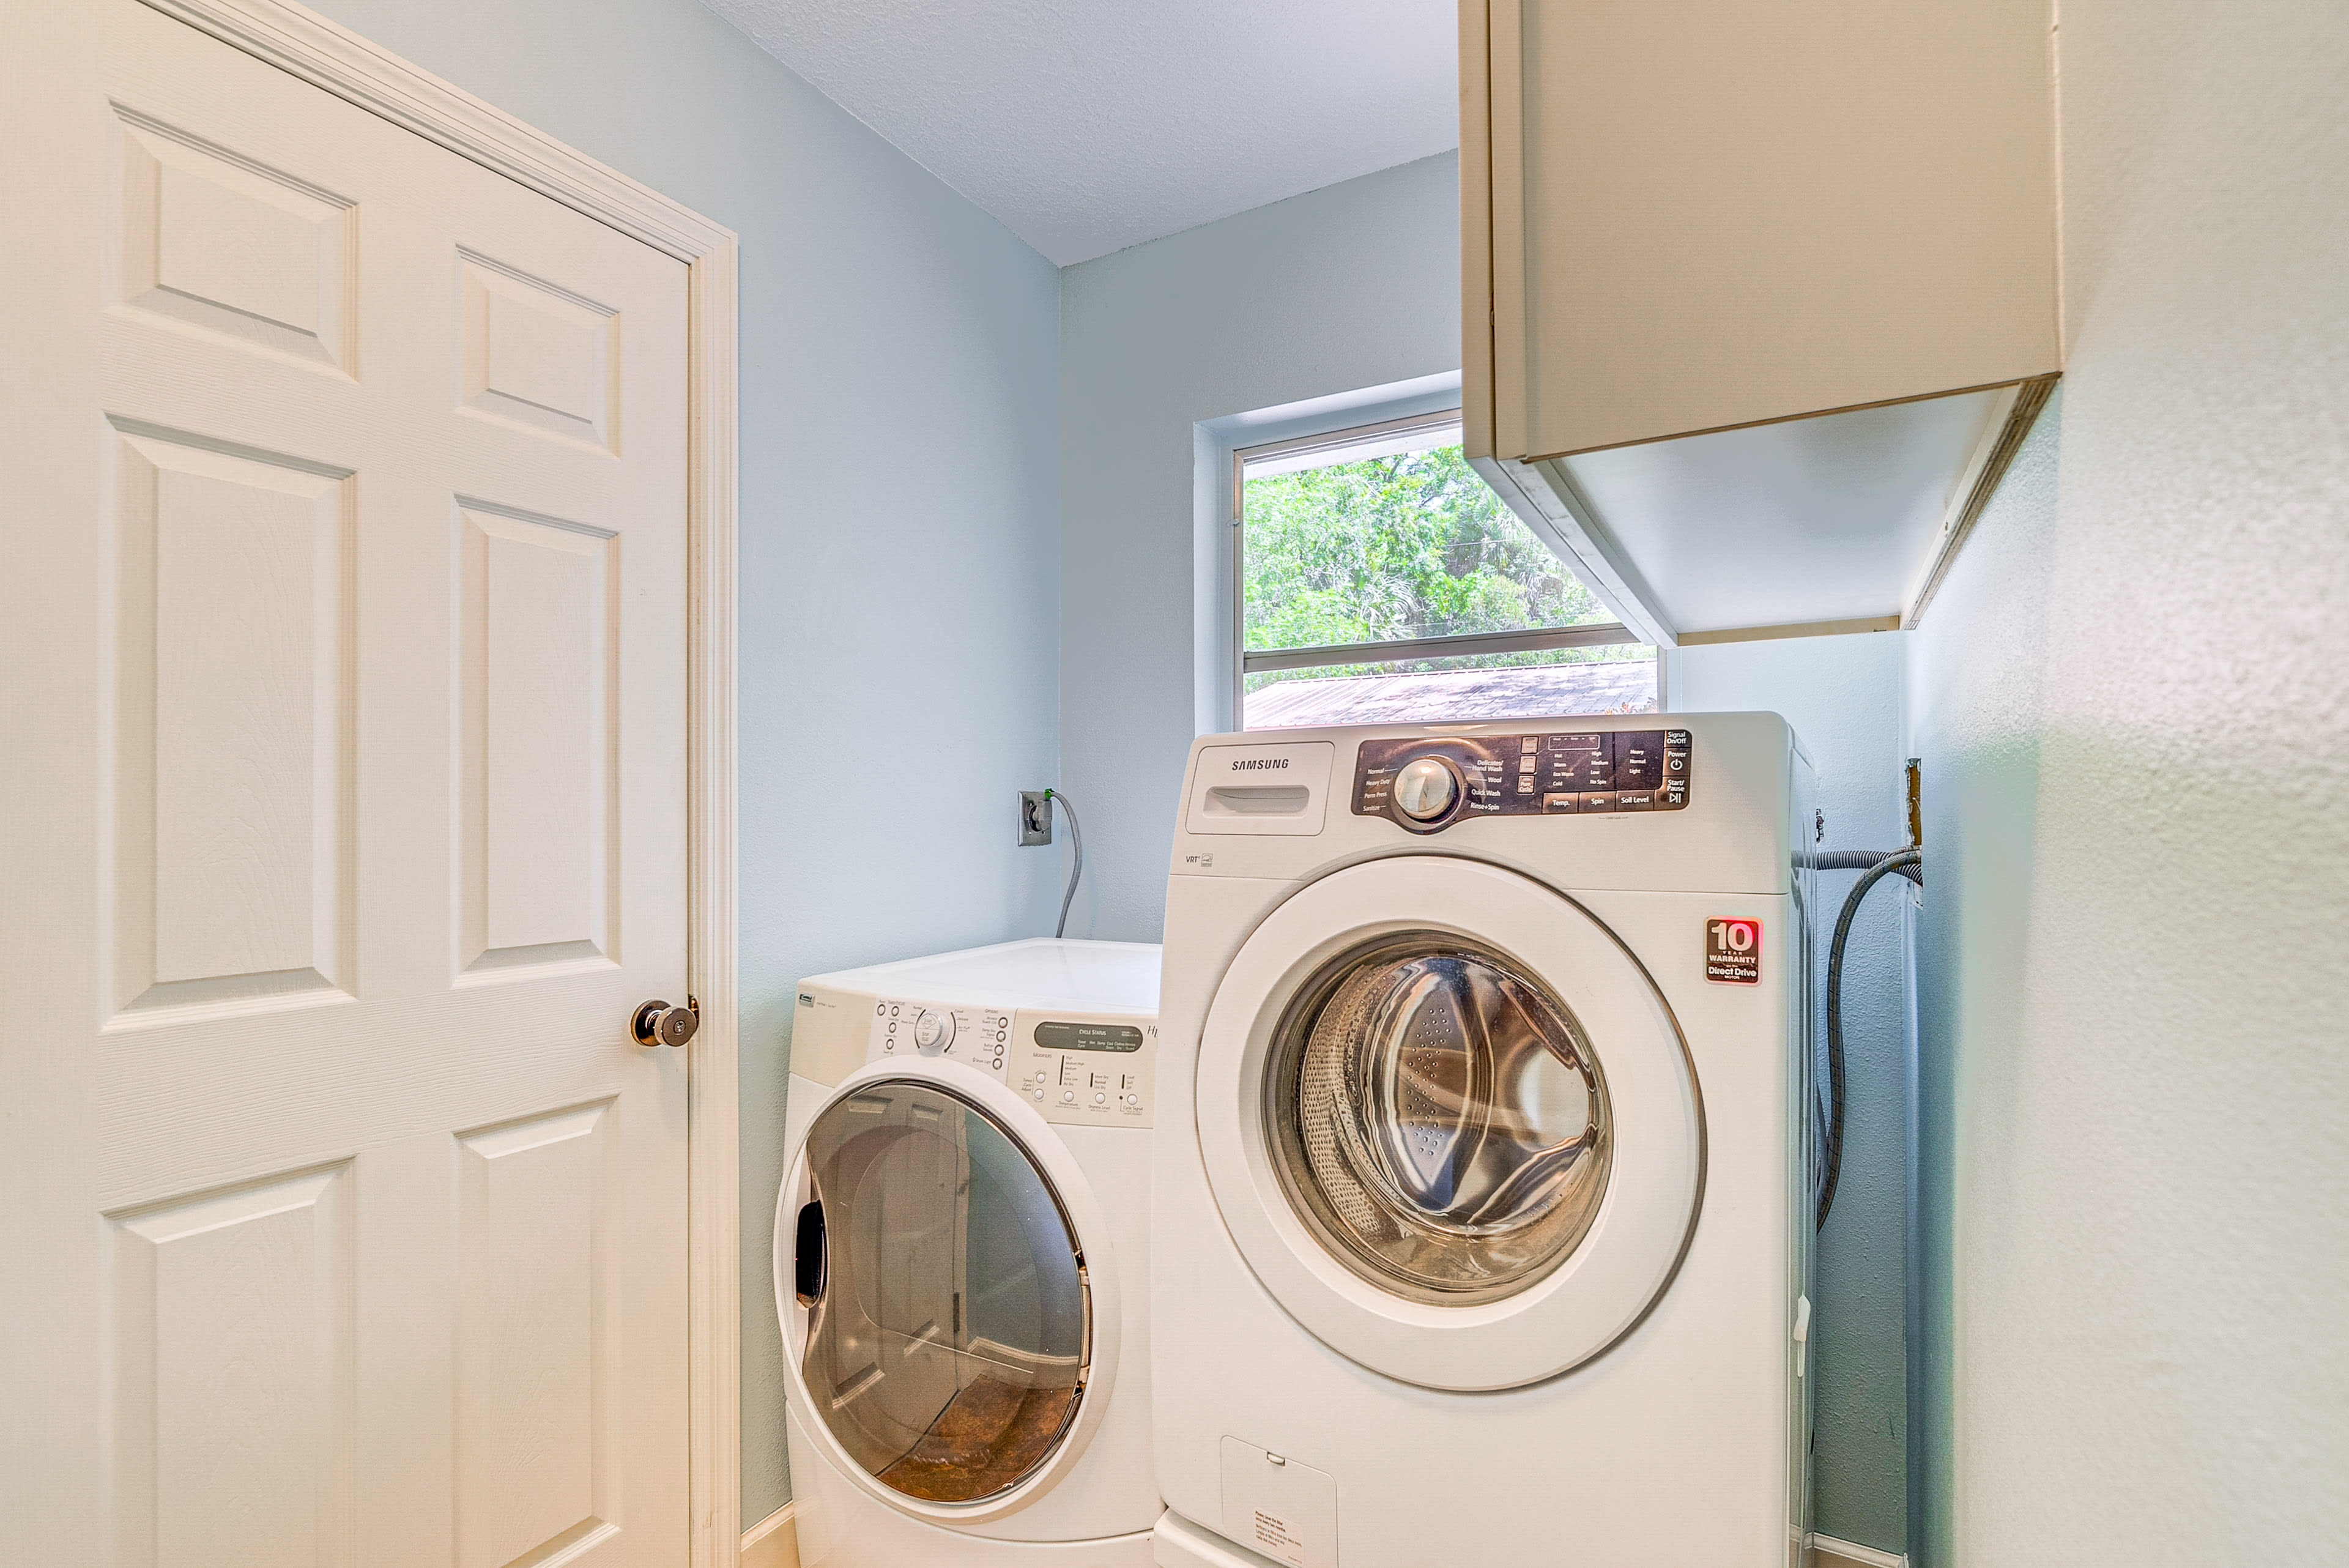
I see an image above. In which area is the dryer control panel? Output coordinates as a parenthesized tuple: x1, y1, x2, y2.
(1353, 727, 1692, 833)
(1011, 1011, 1157, 1130)
(869, 999, 1014, 1078)
(866, 1000, 1157, 1128)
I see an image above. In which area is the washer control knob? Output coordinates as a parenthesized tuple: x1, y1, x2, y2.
(1392, 757, 1460, 822)
(912, 1009, 953, 1055)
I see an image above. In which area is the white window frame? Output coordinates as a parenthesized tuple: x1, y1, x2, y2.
(1228, 407, 1642, 730)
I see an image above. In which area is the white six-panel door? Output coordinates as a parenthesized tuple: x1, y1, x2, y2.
(1, 4, 693, 1564)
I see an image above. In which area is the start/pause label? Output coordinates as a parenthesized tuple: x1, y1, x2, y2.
(1705, 917, 1762, 984)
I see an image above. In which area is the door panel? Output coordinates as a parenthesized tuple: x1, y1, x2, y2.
(457, 253, 619, 451)
(105, 423, 358, 1017)
(455, 1102, 617, 1568)
(108, 1164, 356, 1568)
(113, 105, 358, 373)
(458, 499, 620, 973)
(1, 6, 691, 1564)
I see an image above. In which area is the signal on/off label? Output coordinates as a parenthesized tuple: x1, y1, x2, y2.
(1705, 917, 1762, 984)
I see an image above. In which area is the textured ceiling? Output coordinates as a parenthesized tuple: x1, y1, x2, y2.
(697, 0, 1460, 265)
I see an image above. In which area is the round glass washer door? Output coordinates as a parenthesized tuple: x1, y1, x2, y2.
(792, 1076, 1090, 1506)
(1269, 935, 1612, 1307)
(1195, 855, 1704, 1391)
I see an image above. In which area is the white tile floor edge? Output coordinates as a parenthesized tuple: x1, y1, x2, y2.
(740, 1504, 799, 1568)
(1811, 1533, 1909, 1568)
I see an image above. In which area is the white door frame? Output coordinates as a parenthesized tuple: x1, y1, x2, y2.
(135, 1, 744, 1561)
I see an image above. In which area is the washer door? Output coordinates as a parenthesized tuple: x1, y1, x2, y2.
(1197, 856, 1704, 1390)
(785, 1069, 1098, 1511)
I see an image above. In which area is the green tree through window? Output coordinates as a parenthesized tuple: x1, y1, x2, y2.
(1242, 442, 1649, 691)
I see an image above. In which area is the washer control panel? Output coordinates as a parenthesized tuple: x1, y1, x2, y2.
(1353, 727, 1692, 833)
(866, 1000, 1157, 1128)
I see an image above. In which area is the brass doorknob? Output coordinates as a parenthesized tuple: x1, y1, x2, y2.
(633, 997, 700, 1048)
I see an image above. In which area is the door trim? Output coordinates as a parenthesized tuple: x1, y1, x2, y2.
(133, 2, 744, 1561)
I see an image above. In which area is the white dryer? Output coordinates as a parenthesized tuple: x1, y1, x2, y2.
(776, 939, 1164, 1567)
(1151, 716, 1816, 1568)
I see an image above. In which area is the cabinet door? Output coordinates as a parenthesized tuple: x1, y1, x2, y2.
(1466, 0, 2061, 463)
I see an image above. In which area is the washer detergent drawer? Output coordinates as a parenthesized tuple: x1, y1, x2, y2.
(1185, 741, 1335, 836)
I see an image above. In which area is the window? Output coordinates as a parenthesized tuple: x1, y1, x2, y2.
(1233, 411, 1655, 730)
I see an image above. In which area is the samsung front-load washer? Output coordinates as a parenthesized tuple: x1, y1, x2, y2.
(1151, 715, 1816, 1568)
(775, 939, 1163, 1567)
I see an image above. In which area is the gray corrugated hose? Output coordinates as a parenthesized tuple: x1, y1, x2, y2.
(1047, 788, 1084, 940)
(1814, 849, 1912, 871)
(1819, 847, 1923, 1228)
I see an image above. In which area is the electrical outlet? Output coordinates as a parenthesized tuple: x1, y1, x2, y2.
(1018, 791, 1053, 847)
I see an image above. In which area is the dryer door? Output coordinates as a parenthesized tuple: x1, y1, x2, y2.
(1197, 856, 1704, 1390)
(792, 1074, 1091, 1506)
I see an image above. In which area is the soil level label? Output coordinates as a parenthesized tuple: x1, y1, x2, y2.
(1705, 917, 1762, 984)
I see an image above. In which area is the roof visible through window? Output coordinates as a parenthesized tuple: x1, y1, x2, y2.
(1238, 420, 1655, 730)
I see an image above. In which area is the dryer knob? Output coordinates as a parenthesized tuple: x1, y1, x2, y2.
(912, 1008, 954, 1054)
(1393, 757, 1460, 822)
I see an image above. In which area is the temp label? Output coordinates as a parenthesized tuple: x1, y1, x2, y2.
(1705, 917, 1762, 984)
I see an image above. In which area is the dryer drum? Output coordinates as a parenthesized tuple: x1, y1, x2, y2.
(1265, 934, 1614, 1307)
(795, 1079, 1090, 1504)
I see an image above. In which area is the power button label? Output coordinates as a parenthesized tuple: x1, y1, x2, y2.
(1705, 918, 1762, 984)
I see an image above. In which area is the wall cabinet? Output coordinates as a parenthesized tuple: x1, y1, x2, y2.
(1463, 0, 2061, 645)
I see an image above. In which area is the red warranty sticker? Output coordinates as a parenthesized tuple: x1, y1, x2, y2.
(1705, 917, 1762, 984)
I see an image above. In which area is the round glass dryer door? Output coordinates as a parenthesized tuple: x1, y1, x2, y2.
(796, 1079, 1088, 1504)
(1268, 935, 1613, 1306)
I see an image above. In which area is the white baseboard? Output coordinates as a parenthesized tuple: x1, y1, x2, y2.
(1810, 1533, 1907, 1568)
(741, 1503, 798, 1568)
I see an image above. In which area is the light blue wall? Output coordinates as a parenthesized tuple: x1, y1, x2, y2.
(1057, 153, 1465, 939)
(1904, 392, 2060, 1568)
(302, 0, 1066, 1525)
(1679, 633, 1913, 1555)
(1905, 0, 2349, 1560)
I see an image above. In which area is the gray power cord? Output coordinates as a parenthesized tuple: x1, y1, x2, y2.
(1045, 788, 1084, 940)
(1817, 847, 1923, 1227)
